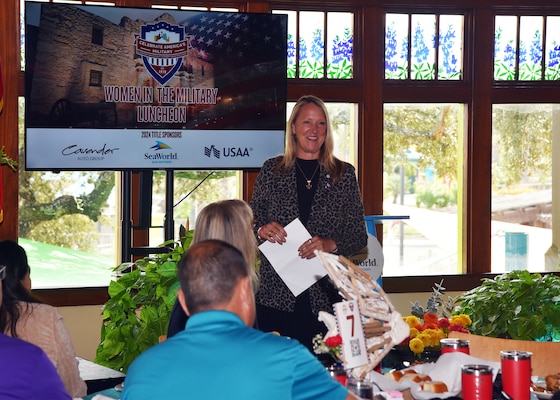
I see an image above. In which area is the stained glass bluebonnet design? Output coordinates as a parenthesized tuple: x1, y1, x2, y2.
(545, 17, 560, 80)
(275, 10, 354, 79)
(438, 15, 463, 80)
(385, 13, 463, 80)
(494, 15, 560, 81)
(327, 12, 353, 79)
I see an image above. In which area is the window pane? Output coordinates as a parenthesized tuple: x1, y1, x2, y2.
(438, 14, 463, 80)
(491, 104, 556, 273)
(411, 14, 436, 80)
(274, 9, 354, 80)
(164, 170, 241, 246)
(327, 12, 353, 79)
(19, 101, 117, 289)
(545, 16, 560, 80)
(519, 16, 543, 81)
(276, 10, 297, 78)
(385, 13, 409, 79)
(383, 104, 463, 276)
(494, 15, 518, 80)
(386, 13, 463, 80)
(299, 11, 324, 79)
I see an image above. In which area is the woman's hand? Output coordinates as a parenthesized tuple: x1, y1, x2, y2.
(298, 237, 337, 259)
(258, 222, 287, 244)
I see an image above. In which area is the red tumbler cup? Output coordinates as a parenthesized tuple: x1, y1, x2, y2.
(327, 363, 348, 386)
(500, 350, 532, 400)
(462, 364, 493, 400)
(440, 338, 470, 354)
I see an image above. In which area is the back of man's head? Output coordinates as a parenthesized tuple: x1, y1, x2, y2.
(178, 239, 250, 315)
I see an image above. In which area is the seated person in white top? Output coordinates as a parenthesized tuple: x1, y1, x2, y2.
(123, 239, 361, 400)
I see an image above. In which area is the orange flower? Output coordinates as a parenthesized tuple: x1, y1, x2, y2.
(423, 312, 439, 325)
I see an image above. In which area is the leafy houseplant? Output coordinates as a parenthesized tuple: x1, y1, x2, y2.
(456, 270, 560, 342)
(94, 228, 193, 373)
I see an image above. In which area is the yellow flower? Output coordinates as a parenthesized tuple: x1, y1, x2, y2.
(409, 337, 425, 354)
(404, 315, 420, 328)
(409, 327, 419, 338)
(423, 328, 445, 347)
(450, 314, 472, 327)
(416, 332, 432, 347)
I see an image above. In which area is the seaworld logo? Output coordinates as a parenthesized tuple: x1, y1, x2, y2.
(150, 141, 172, 150)
(135, 21, 190, 85)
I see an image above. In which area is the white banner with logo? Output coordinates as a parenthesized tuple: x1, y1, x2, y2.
(26, 128, 285, 170)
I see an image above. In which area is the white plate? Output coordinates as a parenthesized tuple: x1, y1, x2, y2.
(531, 389, 554, 400)
(531, 381, 554, 399)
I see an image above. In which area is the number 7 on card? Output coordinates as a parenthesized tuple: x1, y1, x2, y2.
(333, 300, 369, 369)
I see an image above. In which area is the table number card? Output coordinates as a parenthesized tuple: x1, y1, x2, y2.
(333, 300, 369, 369)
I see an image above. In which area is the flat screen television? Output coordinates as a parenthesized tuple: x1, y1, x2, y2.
(24, 2, 287, 170)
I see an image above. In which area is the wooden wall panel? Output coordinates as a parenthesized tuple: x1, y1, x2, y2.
(0, 0, 20, 241)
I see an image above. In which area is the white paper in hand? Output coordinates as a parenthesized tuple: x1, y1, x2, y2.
(258, 218, 327, 296)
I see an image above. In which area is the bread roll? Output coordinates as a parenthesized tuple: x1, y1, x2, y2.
(403, 369, 418, 375)
(421, 381, 448, 393)
(384, 370, 404, 381)
(545, 373, 560, 392)
(400, 373, 431, 383)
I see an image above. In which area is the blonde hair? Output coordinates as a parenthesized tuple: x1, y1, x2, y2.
(192, 200, 259, 289)
(277, 95, 344, 182)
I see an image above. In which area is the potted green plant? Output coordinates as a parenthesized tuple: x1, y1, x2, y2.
(94, 227, 193, 373)
(456, 270, 560, 341)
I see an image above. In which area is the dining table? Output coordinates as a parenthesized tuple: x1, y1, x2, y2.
(78, 357, 125, 398)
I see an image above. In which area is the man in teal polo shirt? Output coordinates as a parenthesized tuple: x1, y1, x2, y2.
(123, 240, 359, 400)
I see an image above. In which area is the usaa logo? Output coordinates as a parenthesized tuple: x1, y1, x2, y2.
(204, 145, 251, 159)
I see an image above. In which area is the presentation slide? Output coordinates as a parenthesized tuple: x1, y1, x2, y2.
(25, 2, 287, 170)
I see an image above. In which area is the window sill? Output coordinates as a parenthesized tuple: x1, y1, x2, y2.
(33, 274, 497, 307)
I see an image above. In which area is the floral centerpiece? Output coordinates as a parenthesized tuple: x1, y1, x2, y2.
(312, 311, 348, 384)
(312, 311, 343, 364)
(401, 312, 471, 356)
(393, 280, 472, 363)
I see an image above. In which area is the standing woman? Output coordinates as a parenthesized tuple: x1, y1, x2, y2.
(0, 240, 87, 398)
(250, 95, 368, 352)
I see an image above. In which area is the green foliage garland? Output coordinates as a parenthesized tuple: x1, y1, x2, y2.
(0, 146, 17, 170)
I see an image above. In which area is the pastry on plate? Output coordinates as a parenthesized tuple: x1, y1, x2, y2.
(421, 381, 448, 393)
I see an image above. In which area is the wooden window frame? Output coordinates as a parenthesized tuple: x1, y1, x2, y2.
(3, 0, 560, 307)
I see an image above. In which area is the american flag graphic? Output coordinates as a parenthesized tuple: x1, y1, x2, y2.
(181, 12, 287, 69)
(176, 11, 288, 130)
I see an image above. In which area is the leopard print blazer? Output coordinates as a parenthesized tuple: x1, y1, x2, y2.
(250, 155, 368, 313)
